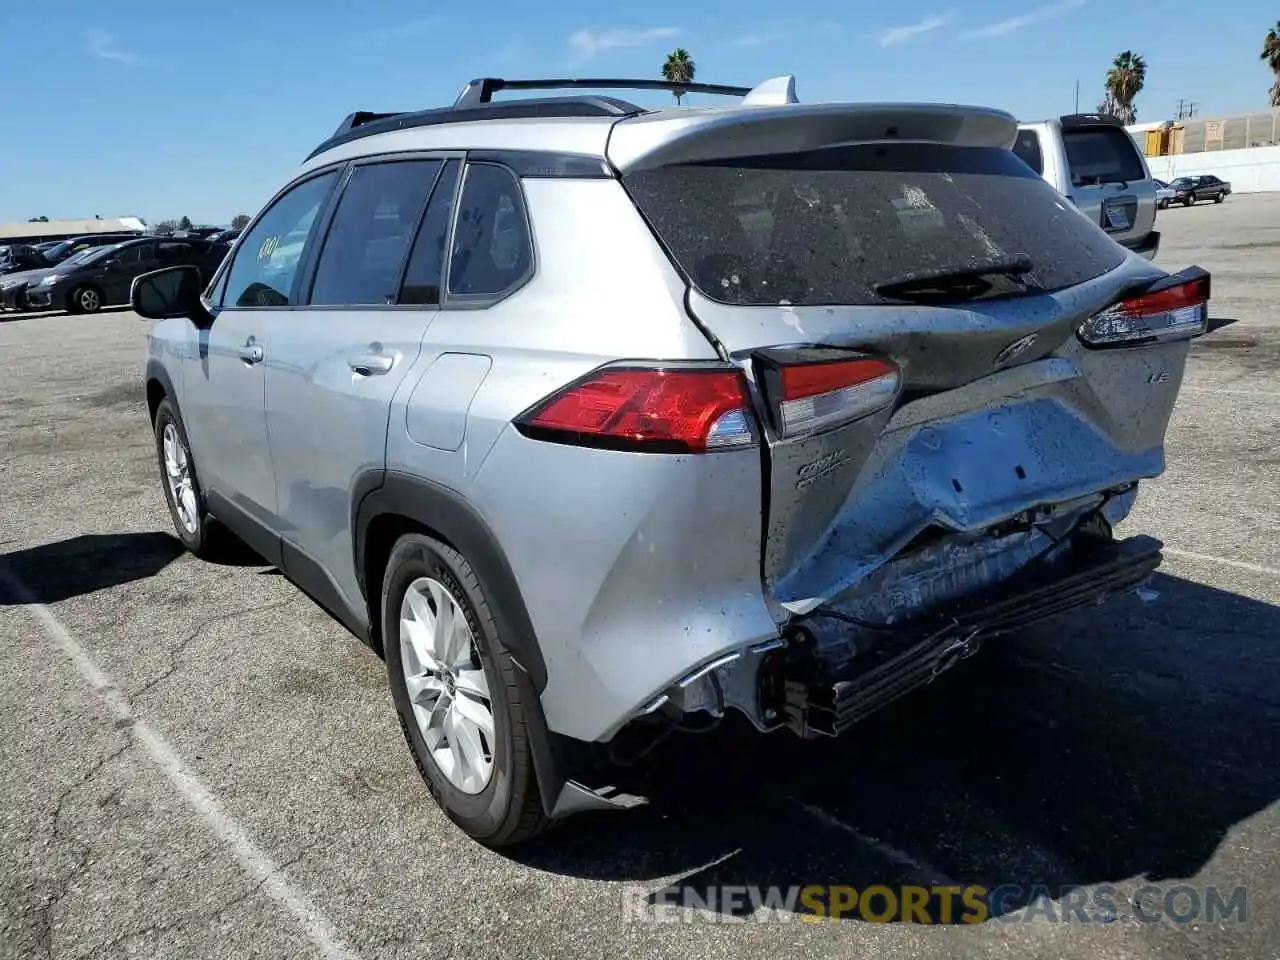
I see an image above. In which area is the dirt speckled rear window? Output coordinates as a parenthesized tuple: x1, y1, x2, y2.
(623, 143, 1127, 307)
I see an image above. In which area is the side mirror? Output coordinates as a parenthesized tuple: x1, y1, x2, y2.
(131, 265, 213, 327)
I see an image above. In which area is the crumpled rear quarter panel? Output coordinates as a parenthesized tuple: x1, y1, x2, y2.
(469, 428, 777, 743)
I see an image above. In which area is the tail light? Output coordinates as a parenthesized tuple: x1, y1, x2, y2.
(757, 350, 901, 439)
(1078, 267, 1210, 348)
(514, 365, 756, 454)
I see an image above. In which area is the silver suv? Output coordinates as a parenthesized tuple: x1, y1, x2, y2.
(1014, 114, 1161, 260)
(133, 75, 1211, 847)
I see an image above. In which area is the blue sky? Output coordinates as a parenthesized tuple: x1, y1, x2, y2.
(1, 0, 1275, 225)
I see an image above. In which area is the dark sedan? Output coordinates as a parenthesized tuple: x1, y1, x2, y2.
(1, 247, 109, 311)
(0, 244, 50, 276)
(23, 237, 230, 314)
(1168, 174, 1231, 206)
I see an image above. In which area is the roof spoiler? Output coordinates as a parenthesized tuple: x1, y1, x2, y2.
(607, 102, 1019, 173)
(1059, 113, 1126, 128)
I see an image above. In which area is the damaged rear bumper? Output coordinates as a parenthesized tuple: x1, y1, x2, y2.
(774, 531, 1162, 738)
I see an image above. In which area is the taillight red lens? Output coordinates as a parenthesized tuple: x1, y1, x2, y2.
(1079, 269, 1211, 347)
(1117, 274, 1210, 318)
(516, 367, 756, 453)
(773, 356, 900, 438)
(780, 358, 899, 402)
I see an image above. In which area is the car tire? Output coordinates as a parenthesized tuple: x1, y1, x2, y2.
(68, 284, 104, 314)
(1215, 192, 1225, 203)
(153, 398, 210, 556)
(1184, 194, 1194, 207)
(382, 533, 550, 847)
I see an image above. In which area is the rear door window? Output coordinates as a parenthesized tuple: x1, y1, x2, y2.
(1061, 126, 1146, 186)
(309, 159, 443, 306)
(623, 142, 1127, 308)
(399, 159, 461, 306)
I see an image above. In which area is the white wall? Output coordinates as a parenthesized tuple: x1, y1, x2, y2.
(1147, 145, 1280, 193)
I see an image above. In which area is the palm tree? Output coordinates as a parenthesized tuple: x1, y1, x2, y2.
(661, 48, 695, 105)
(1261, 21, 1280, 106)
(1103, 51, 1147, 125)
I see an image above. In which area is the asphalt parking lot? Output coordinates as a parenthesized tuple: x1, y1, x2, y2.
(2, 195, 1278, 960)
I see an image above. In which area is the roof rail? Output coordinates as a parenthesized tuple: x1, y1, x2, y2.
(306, 74, 798, 162)
(453, 77, 752, 109)
(305, 95, 645, 161)
(328, 111, 407, 139)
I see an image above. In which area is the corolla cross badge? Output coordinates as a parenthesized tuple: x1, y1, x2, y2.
(994, 333, 1040, 368)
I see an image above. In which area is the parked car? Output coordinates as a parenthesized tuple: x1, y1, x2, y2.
(25, 237, 229, 314)
(1168, 174, 1231, 206)
(0, 243, 50, 276)
(132, 74, 1209, 848)
(1153, 179, 1176, 209)
(36, 233, 145, 267)
(1013, 113, 1160, 260)
(1, 246, 116, 311)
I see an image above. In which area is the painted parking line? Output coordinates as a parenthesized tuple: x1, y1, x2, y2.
(1180, 387, 1280, 400)
(0, 563, 361, 960)
(1161, 547, 1280, 578)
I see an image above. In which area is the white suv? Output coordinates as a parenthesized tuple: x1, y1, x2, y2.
(1014, 114, 1160, 260)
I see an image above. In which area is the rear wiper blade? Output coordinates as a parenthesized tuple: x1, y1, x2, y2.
(874, 256, 1036, 302)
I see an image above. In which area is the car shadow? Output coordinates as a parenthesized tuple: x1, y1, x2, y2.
(200, 520, 274, 568)
(1206, 316, 1239, 333)
(507, 572, 1280, 924)
(0, 532, 186, 605)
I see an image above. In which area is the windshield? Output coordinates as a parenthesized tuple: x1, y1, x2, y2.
(43, 240, 84, 261)
(60, 248, 101, 267)
(65, 245, 120, 268)
(1171, 178, 1193, 187)
(623, 143, 1127, 307)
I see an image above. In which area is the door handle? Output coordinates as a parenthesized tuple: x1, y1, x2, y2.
(347, 350, 396, 376)
(239, 338, 264, 364)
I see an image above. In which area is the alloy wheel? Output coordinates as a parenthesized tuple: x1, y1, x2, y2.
(398, 577, 495, 794)
(161, 423, 199, 534)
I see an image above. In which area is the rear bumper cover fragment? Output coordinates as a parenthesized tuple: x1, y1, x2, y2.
(783, 533, 1163, 737)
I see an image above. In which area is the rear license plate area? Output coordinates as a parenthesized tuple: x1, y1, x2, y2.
(1102, 197, 1137, 232)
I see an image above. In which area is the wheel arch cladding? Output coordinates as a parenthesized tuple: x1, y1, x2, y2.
(352, 470, 548, 693)
(354, 471, 582, 821)
(146, 359, 176, 422)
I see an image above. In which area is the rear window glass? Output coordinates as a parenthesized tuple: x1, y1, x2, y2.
(1062, 127, 1146, 186)
(1012, 130, 1044, 174)
(623, 143, 1127, 308)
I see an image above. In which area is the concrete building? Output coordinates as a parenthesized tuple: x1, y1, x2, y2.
(0, 217, 147, 245)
